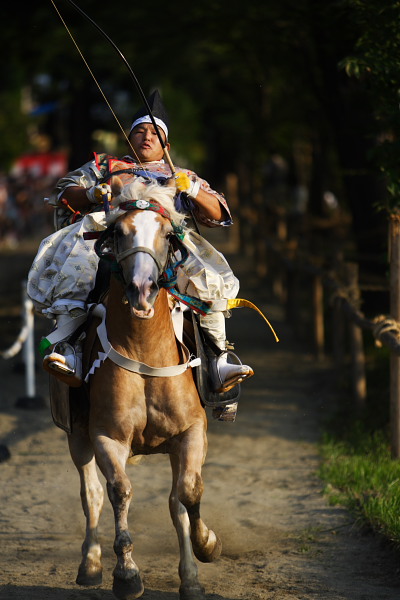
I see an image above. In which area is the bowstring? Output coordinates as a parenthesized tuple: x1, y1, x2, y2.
(50, 0, 201, 235)
(49, 0, 150, 177)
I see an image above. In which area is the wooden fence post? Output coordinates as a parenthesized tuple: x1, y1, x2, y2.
(389, 213, 400, 459)
(331, 255, 345, 375)
(345, 262, 367, 409)
(312, 274, 324, 359)
(285, 260, 299, 334)
(272, 208, 288, 303)
(332, 295, 345, 375)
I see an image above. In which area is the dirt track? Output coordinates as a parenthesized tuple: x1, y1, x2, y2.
(1, 243, 400, 600)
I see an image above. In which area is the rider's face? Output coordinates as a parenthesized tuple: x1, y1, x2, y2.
(128, 123, 169, 163)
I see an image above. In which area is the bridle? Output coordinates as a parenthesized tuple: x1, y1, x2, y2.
(94, 200, 188, 288)
(92, 200, 212, 315)
(83, 199, 204, 381)
(115, 245, 165, 274)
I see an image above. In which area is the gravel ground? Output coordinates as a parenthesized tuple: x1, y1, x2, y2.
(0, 242, 400, 600)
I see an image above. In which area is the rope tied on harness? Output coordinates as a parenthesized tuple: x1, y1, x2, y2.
(159, 240, 212, 316)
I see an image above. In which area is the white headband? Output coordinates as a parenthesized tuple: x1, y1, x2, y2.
(129, 115, 168, 139)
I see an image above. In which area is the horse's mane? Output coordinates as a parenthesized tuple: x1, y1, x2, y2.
(111, 177, 186, 226)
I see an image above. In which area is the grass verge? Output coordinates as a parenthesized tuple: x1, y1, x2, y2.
(319, 427, 400, 545)
(318, 346, 400, 548)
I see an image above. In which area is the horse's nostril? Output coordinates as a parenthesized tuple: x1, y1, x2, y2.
(125, 283, 139, 307)
(125, 279, 158, 312)
(149, 281, 159, 296)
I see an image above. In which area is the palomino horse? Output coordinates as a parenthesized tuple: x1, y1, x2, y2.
(68, 178, 221, 600)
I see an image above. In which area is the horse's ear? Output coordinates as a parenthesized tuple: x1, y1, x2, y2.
(111, 176, 124, 198)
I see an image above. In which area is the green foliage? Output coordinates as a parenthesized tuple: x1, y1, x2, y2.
(1, 0, 398, 217)
(0, 2, 352, 175)
(339, 1, 400, 211)
(320, 427, 400, 546)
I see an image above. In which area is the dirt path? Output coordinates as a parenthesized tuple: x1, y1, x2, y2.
(0, 246, 400, 600)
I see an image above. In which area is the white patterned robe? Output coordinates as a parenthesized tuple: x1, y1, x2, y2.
(27, 154, 239, 346)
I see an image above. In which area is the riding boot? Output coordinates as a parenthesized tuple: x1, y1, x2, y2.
(199, 312, 254, 393)
(42, 308, 86, 387)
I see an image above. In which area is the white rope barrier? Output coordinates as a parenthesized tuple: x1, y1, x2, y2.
(0, 323, 30, 359)
(0, 282, 37, 398)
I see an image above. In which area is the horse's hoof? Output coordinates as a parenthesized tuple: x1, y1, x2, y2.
(76, 563, 103, 586)
(193, 530, 222, 563)
(113, 573, 144, 600)
(179, 583, 206, 600)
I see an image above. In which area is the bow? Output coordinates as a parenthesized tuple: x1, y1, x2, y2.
(50, 0, 202, 233)
(50, 0, 175, 174)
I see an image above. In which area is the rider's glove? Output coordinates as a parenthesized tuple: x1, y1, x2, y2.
(86, 183, 112, 205)
(174, 172, 201, 199)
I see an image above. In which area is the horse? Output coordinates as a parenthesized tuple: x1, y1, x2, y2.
(67, 177, 222, 600)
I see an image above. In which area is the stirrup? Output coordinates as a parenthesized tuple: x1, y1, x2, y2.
(212, 401, 239, 422)
(209, 350, 254, 394)
(43, 341, 82, 388)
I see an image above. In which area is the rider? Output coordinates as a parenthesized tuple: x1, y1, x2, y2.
(27, 90, 254, 392)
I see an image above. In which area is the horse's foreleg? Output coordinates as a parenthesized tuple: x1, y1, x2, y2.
(68, 430, 104, 586)
(94, 435, 144, 600)
(170, 425, 222, 600)
(169, 454, 205, 600)
(179, 428, 222, 564)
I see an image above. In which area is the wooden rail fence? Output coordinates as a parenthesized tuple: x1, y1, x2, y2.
(249, 206, 400, 458)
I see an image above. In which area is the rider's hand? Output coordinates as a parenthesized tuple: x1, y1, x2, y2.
(86, 183, 112, 205)
(174, 172, 201, 199)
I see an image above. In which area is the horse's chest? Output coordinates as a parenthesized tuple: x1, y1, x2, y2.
(144, 403, 183, 437)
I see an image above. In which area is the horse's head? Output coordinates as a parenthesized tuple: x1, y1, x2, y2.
(108, 178, 185, 319)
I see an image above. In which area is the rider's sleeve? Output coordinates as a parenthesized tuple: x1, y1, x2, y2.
(195, 176, 233, 228)
(47, 159, 101, 208)
(174, 167, 233, 228)
(47, 159, 103, 229)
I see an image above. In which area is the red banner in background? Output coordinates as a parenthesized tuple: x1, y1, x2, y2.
(11, 152, 68, 179)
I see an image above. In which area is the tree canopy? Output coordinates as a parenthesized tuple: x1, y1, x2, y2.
(2, 0, 400, 227)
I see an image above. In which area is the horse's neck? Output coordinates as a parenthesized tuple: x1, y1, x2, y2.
(105, 283, 179, 362)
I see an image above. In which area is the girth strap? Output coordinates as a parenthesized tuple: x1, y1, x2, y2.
(85, 303, 200, 381)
